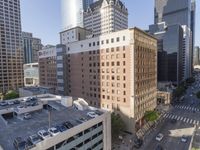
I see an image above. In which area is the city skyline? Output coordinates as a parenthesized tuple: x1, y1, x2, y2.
(21, 0, 200, 46)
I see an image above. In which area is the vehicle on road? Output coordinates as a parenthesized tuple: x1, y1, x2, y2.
(155, 144, 163, 150)
(156, 133, 164, 141)
(24, 113, 31, 119)
(133, 138, 143, 148)
(181, 135, 188, 143)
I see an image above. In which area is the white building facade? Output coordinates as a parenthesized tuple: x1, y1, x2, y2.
(24, 63, 39, 87)
(84, 0, 128, 36)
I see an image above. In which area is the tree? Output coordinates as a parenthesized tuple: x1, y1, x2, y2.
(196, 91, 200, 99)
(144, 111, 159, 122)
(3, 90, 19, 100)
(111, 113, 125, 139)
(174, 86, 186, 98)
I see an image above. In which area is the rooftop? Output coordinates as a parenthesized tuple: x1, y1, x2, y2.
(0, 94, 104, 150)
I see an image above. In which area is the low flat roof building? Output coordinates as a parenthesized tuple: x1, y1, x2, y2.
(0, 94, 111, 150)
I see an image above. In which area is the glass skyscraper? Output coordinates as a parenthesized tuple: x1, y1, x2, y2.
(154, 0, 196, 81)
(61, 0, 94, 30)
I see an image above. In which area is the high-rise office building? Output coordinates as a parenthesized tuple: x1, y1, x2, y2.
(84, 0, 128, 36)
(22, 32, 42, 64)
(56, 28, 158, 133)
(0, 0, 24, 93)
(61, 0, 94, 30)
(149, 22, 184, 85)
(194, 46, 200, 66)
(154, 0, 195, 80)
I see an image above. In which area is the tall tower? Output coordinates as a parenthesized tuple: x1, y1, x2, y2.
(61, 0, 94, 31)
(0, 0, 24, 93)
(154, 0, 195, 80)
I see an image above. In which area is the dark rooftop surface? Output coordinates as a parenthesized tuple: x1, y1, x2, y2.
(0, 96, 102, 150)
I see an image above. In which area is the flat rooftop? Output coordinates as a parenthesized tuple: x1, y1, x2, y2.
(0, 94, 104, 150)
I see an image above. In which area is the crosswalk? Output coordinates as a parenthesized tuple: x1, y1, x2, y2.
(162, 113, 199, 125)
(174, 105, 200, 112)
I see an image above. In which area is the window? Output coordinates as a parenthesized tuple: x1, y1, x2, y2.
(123, 61, 126, 66)
(123, 36, 126, 41)
(101, 40, 104, 45)
(93, 42, 95, 46)
(116, 37, 120, 42)
(106, 39, 109, 44)
(123, 53, 126, 58)
(97, 41, 100, 46)
(89, 43, 91, 47)
(117, 62, 120, 66)
(111, 38, 114, 43)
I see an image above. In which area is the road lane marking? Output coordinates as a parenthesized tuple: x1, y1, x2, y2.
(183, 118, 187, 122)
(193, 120, 196, 124)
(190, 119, 193, 124)
(177, 116, 180, 120)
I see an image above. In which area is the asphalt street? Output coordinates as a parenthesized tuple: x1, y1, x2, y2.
(138, 72, 200, 150)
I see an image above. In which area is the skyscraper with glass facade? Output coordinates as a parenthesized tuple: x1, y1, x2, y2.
(61, 0, 94, 30)
(154, 0, 195, 81)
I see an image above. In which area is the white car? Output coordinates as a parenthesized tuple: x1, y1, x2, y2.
(38, 130, 51, 140)
(48, 127, 60, 136)
(8, 101, 14, 105)
(181, 135, 188, 143)
(87, 112, 98, 118)
(156, 133, 164, 141)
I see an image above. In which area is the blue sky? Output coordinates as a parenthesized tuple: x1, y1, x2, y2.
(21, 0, 200, 46)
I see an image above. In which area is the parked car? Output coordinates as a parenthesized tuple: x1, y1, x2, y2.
(0, 101, 8, 106)
(17, 105, 24, 109)
(155, 144, 163, 150)
(87, 112, 98, 118)
(24, 113, 31, 120)
(133, 138, 143, 148)
(13, 137, 27, 150)
(79, 117, 87, 123)
(28, 134, 42, 145)
(14, 100, 20, 104)
(156, 133, 164, 141)
(56, 124, 68, 132)
(38, 130, 51, 140)
(8, 101, 14, 105)
(181, 135, 188, 143)
(63, 121, 74, 129)
(48, 127, 60, 136)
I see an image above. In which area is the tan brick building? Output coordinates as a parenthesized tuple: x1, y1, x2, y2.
(61, 28, 157, 133)
(38, 46, 57, 93)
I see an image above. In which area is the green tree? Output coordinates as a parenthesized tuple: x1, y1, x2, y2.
(174, 86, 186, 98)
(144, 111, 159, 122)
(196, 91, 200, 99)
(3, 90, 19, 100)
(111, 113, 125, 139)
